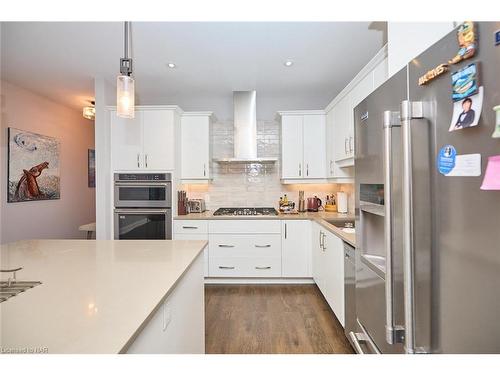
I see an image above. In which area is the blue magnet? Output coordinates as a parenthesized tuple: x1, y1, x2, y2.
(495, 30, 500, 46)
(438, 145, 457, 175)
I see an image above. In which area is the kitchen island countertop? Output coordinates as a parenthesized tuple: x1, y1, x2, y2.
(174, 211, 356, 246)
(0, 239, 207, 354)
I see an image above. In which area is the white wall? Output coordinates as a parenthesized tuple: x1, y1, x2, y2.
(0, 81, 95, 243)
(388, 22, 455, 77)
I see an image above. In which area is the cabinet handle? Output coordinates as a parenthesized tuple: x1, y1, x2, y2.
(182, 226, 198, 229)
(284, 223, 287, 239)
(203, 164, 206, 177)
(330, 160, 333, 175)
(306, 163, 309, 176)
(137, 154, 140, 168)
(345, 138, 349, 155)
(319, 231, 324, 249)
(145, 154, 148, 168)
(322, 233, 327, 250)
(219, 266, 235, 269)
(255, 266, 271, 270)
(349, 136, 353, 154)
(218, 244, 235, 248)
(255, 244, 271, 248)
(298, 163, 302, 177)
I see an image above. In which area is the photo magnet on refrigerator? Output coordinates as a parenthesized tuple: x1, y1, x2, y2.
(449, 86, 484, 131)
(480, 156, 500, 190)
(492, 105, 500, 138)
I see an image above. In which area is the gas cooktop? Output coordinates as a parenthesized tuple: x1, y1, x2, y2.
(213, 207, 279, 216)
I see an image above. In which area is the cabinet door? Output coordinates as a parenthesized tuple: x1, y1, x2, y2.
(302, 114, 326, 179)
(181, 116, 210, 179)
(325, 110, 335, 178)
(142, 110, 175, 170)
(281, 115, 304, 179)
(282, 220, 312, 277)
(111, 110, 143, 171)
(333, 96, 350, 162)
(323, 231, 345, 326)
(311, 223, 324, 290)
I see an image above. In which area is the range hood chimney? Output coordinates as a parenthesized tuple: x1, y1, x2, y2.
(214, 91, 277, 163)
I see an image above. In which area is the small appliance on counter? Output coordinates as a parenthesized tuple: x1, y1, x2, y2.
(324, 194, 337, 212)
(188, 199, 206, 213)
(306, 196, 322, 212)
(177, 190, 189, 215)
(336, 192, 348, 213)
(298, 190, 306, 212)
(279, 194, 297, 214)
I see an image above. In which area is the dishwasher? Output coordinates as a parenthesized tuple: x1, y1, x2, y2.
(343, 241, 356, 346)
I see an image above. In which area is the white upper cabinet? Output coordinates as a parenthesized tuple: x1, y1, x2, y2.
(111, 111, 143, 170)
(181, 113, 212, 181)
(325, 49, 388, 174)
(303, 115, 326, 179)
(142, 110, 175, 170)
(279, 111, 326, 182)
(111, 107, 178, 171)
(281, 115, 304, 179)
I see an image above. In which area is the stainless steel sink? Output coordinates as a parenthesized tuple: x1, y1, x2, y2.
(325, 219, 355, 232)
(0, 267, 41, 303)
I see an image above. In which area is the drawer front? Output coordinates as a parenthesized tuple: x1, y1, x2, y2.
(209, 257, 281, 277)
(208, 220, 281, 234)
(209, 234, 281, 258)
(174, 220, 208, 234)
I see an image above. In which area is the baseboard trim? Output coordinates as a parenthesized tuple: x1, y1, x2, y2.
(204, 277, 315, 285)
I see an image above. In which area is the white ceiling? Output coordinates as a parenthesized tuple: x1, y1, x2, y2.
(1, 22, 386, 120)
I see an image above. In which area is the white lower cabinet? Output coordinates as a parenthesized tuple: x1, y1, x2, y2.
(282, 220, 312, 277)
(173, 220, 209, 277)
(311, 222, 345, 327)
(208, 233, 281, 277)
(126, 253, 204, 353)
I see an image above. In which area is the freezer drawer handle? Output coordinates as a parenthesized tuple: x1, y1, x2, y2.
(383, 110, 405, 345)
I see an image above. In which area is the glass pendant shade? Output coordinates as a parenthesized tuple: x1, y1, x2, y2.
(116, 75, 135, 119)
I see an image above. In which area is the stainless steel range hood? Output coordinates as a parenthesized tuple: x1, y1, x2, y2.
(214, 91, 277, 163)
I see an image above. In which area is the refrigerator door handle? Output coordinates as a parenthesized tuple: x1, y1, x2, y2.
(401, 100, 424, 354)
(383, 110, 405, 345)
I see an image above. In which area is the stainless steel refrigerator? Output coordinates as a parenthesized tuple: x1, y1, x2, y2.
(352, 22, 500, 354)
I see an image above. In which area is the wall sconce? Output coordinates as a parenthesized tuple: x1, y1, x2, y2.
(83, 101, 95, 120)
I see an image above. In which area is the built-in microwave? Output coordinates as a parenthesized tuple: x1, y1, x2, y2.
(114, 173, 172, 208)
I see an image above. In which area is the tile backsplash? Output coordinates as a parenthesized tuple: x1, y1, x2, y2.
(181, 119, 354, 213)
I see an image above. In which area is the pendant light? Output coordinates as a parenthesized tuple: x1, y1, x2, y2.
(83, 101, 95, 120)
(117, 21, 135, 118)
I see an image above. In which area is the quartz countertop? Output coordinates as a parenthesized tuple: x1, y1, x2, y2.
(0, 240, 207, 354)
(174, 211, 356, 246)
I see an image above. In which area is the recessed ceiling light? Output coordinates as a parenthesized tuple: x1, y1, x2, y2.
(284, 60, 294, 67)
(167, 62, 176, 68)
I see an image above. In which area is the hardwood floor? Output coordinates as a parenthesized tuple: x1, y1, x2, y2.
(205, 284, 354, 354)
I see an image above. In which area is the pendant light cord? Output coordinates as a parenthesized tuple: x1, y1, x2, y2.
(124, 21, 129, 59)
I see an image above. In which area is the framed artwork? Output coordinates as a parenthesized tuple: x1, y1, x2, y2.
(88, 149, 95, 188)
(7, 127, 60, 202)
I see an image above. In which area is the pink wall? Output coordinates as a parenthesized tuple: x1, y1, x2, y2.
(0, 80, 95, 243)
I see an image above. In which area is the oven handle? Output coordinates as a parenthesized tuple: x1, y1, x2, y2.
(115, 182, 171, 188)
(114, 209, 170, 214)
